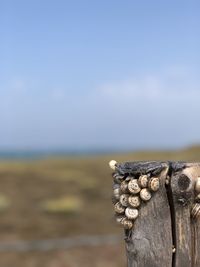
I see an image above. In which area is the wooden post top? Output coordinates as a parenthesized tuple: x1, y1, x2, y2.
(110, 160, 200, 267)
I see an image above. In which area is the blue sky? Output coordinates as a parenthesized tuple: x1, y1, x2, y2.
(0, 0, 200, 151)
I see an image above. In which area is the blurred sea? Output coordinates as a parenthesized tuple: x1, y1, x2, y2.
(0, 148, 123, 159)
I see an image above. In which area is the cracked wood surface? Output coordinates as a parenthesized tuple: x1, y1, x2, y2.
(171, 164, 200, 267)
(125, 164, 172, 267)
(117, 161, 200, 267)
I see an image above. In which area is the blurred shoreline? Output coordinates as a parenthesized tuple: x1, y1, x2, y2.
(0, 144, 200, 160)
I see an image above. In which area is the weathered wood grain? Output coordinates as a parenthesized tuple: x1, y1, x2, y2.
(170, 164, 200, 267)
(186, 164, 200, 267)
(125, 165, 172, 267)
(191, 220, 200, 267)
(115, 161, 200, 267)
(170, 172, 192, 267)
(117, 161, 186, 177)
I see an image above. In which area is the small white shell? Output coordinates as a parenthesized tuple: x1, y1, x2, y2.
(140, 188, 152, 201)
(113, 174, 124, 184)
(172, 246, 176, 253)
(191, 203, 200, 219)
(196, 193, 200, 202)
(120, 181, 129, 193)
(121, 218, 133, 230)
(109, 160, 117, 170)
(165, 176, 170, 185)
(128, 195, 141, 208)
(112, 195, 118, 204)
(125, 176, 132, 182)
(114, 202, 125, 214)
(125, 207, 139, 220)
(138, 175, 148, 188)
(148, 177, 160, 192)
(115, 215, 125, 225)
(121, 218, 133, 229)
(113, 183, 120, 190)
(120, 194, 129, 207)
(128, 179, 141, 194)
(113, 188, 121, 200)
(195, 177, 200, 193)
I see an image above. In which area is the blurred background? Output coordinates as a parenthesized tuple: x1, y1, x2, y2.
(0, 0, 200, 266)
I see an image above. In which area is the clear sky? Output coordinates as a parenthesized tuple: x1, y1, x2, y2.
(0, 0, 200, 151)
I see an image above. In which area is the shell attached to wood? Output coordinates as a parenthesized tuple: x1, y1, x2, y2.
(121, 218, 133, 229)
(115, 215, 125, 225)
(113, 183, 120, 189)
(120, 194, 129, 207)
(128, 179, 141, 194)
(113, 173, 124, 184)
(125, 176, 132, 182)
(113, 187, 121, 200)
(120, 180, 129, 193)
(191, 203, 200, 220)
(148, 177, 160, 192)
(111, 160, 163, 230)
(196, 193, 200, 202)
(109, 160, 117, 171)
(138, 175, 148, 188)
(114, 202, 125, 214)
(111, 195, 118, 205)
(125, 207, 139, 220)
(128, 195, 141, 208)
(195, 177, 200, 193)
(140, 188, 152, 201)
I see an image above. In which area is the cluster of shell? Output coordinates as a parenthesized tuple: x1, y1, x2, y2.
(109, 160, 160, 230)
(191, 177, 200, 220)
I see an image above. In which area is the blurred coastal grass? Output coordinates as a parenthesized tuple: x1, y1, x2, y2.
(40, 196, 83, 215)
(0, 146, 200, 239)
(0, 146, 200, 266)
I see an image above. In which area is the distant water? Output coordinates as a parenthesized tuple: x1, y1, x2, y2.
(0, 148, 125, 160)
(0, 151, 54, 160)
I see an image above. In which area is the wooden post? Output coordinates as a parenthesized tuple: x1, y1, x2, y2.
(110, 161, 200, 267)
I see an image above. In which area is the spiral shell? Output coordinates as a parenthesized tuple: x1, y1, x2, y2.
(196, 193, 200, 202)
(113, 188, 121, 200)
(128, 179, 141, 194)
(191, 203, 200, 219)
(125, 207, 139, 220)
(138, 175, 148, 188)
(121, 218, 133, 229)
(112, 195, 119, 204)
(113, 184, 120, 199)
(114, 202, 125, 214)
(195, 177, 200, 193)
(115, 215, 125, 225)
(113, 183, 120, 190)
(113, 173, 124, 184)
(148, 177, 160, 192)
(125, 176, 132, 182)
(140, 188, 152, 201)
(128, 195, 141, 208)
(120, 194, 129, 207)
(120, 180, 129, 193)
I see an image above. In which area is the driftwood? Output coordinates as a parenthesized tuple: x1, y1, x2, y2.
(110, 161, 200, 267)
